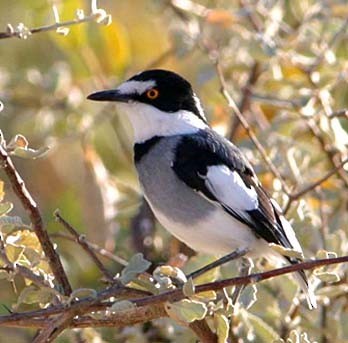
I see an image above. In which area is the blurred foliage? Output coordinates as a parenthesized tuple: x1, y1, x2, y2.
(0, 0, 348, 342)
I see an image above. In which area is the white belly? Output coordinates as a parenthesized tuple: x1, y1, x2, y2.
(151, 204, 260, 256)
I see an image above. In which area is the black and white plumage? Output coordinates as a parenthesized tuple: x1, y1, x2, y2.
(87, 69, 316, 309)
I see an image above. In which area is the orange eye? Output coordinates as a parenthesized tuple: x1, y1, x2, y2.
(146, 88, 159, 100)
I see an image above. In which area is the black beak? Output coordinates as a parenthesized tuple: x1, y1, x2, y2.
(87, 89, 131, 102)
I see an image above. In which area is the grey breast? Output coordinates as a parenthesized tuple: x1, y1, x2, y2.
(135, 136, 215, 225)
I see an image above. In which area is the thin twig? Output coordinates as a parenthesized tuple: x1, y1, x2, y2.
(188, 247, 249, 279)
(0, 13, 99, 40)
(0, 141, 72, 295)
(54, 210, 115, 282)
(229, 62, 261, 141)
(307, 19, 348, 73)
(290, 158, 348, 200)
(328, 109, 348, 120)
(50, 232, 128, 266)
(304, 117, 348, 187)
(214, 59, 291, 194)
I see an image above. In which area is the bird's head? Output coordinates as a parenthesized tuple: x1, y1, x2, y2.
(87, 69, 208, 142)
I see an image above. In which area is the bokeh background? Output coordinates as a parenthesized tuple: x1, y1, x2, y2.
(0, 0, 347, 342)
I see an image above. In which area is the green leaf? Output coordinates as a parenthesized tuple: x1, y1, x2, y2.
(0, 270, 11, 280)
(184, 254, 219, 284)
(183, 277, 195, 297)
(165, 299, 207, 323)
(11, 146, 50, 159)
(120, 253, 151, 285)
(17, 285, 55, 306)
(314, 271, 340, 283)
(70, 288, 98, 300)
(239, 284, 258, 310)
(240, 309, 280, 342)
(5, 244, 25, 263)
(269, 243, 303, 259)
(0, 216, 25, 233)
(108, 300, 136, 312)
(0, 202, 13, 216)
(214, 313, 230, 343)
(316, 284, 348, 297)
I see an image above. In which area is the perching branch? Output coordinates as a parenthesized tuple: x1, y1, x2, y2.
(0, 139, 72, 295)
(1, 255, 347, 330)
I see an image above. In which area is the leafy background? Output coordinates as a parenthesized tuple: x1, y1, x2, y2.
(0, 0, 347, 342)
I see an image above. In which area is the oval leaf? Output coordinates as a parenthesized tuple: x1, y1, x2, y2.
(165, 299, 207, 323)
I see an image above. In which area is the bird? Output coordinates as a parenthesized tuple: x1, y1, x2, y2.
(87, 69, 316, 309)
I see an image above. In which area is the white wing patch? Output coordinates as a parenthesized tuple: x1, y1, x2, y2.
(118, 80, 156, 95)
(205, 165, 258, 211)
(270, 199, 303, 253)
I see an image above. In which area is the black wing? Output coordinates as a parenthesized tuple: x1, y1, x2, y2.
(172, 129, 296, 251)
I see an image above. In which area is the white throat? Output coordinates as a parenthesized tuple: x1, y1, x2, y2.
(116, 102, 208, 142)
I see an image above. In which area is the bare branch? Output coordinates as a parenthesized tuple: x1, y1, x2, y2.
(54, 210, 115, 282)
(290, 158, 348, 200)
(284, 157, 348, 213)
(228, 62, 261, 141)
(50, 232, 128, 266)
(329, 109, 348, 120)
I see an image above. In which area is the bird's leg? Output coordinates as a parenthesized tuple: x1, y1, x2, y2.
(187, 247, 249, 279)
(231, 257, 253, 305)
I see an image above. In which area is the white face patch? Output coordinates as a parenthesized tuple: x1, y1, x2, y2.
(117, 80, 156, 95)
(116, 102, 208, 143)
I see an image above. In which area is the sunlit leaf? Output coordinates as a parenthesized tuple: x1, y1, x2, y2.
(269, 243, 303, 259)
(240, 309, 280, 341)
(214, 312, 230, 343)
(314, 271, 340, 283)
(184, 255, 219, 285)
(165, 299, 207, 323)
(5, 244, 25, 263)
(11, 146, 50, 159)
(0, 202, 13, 216)
(183, 277, 195, 297)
